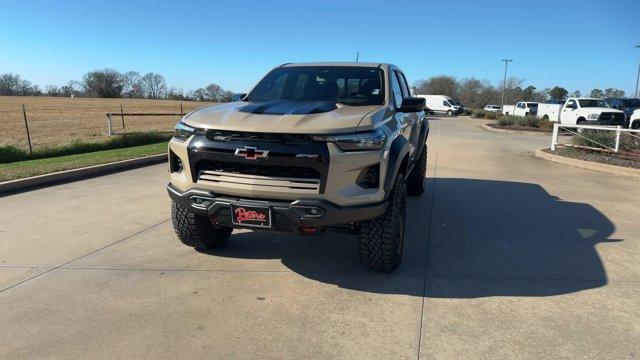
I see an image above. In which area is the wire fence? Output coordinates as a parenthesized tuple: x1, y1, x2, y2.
(0, 97, 217, 152)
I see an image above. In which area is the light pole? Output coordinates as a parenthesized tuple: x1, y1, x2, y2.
(501, 59, 513, 108)
(635, 45, 640, 98)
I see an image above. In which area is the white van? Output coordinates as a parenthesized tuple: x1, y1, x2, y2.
(416, 95, 461, 116)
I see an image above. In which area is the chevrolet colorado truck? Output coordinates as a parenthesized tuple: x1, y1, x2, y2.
(167, 62, 429, 272)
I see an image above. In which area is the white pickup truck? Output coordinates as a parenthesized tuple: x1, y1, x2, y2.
(537, 98, 626, 127)
(630, 109, 640, 129)
(502, 101, 538, 117)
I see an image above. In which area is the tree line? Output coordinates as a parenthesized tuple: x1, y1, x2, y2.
(1, 70, 629, 107)
(413, 75, 627, 109)
(0, 69, 234, 102)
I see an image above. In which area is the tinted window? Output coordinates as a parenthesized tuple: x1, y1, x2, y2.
(578, 99, 607, 108)
(390, 71, 403, 107)
(397, 72, 411, 98)
(622, 99, 640, 107)
(247, 66, 385, 106)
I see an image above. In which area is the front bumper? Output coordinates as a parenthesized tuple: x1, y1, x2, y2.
(167, 184, 387, 232)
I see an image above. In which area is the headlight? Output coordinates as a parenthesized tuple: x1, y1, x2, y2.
(587, 113, 600, 120)
(174, 121, 196, 140)
(312, 129, 386, 151)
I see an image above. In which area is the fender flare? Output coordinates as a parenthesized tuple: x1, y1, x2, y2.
(383, 136, 410, 193)
(415, 118, 429, 157)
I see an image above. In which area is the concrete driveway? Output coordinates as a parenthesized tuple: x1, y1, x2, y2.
(1, 116, 638, 359)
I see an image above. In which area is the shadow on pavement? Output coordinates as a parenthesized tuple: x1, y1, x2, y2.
(201, 178, 618, 298)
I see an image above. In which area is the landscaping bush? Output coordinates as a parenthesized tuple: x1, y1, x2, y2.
(0, 145, 30, 163)
(538, 118, 554, 131)
(484, 111, 497, 120)
(515, 116, 539, 128)
(572, 130, 616, 149)
(497, 116, 516, 126)
(472, 109, 485, 118)
(0, 131, 171, 164)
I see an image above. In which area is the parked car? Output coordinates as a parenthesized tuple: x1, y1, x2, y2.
(502, 102, 538, 117)
(167, 62, 429, 272)
(483, 105, 502, 112)
(537, 98, 625, 126)
(605, 98, 640, 122)
(415, 94, 461, 116)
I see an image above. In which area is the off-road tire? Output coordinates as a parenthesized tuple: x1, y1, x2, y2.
(171, 201, 232, 249)
(407, 146, 427, 196)
(358, 176, 406, 272)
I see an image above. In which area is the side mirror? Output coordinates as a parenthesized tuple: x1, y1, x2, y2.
(231, 93, 247, 102)
(399, 97, 426, 113)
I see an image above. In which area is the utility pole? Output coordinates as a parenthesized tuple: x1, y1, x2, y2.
(635, 45, 640, 98)
(501, 59, 513, 108)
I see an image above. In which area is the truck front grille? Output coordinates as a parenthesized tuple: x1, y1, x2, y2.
(599, 112, 625, 126)
(196, 161, 321, 194)
(197, 160, 320, 179)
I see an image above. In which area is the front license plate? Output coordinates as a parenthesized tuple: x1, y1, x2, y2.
(230, 204, 272, 228)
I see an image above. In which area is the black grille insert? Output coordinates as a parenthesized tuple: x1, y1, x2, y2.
(599, 112, 625, 125)
(205, 130, 312, 144)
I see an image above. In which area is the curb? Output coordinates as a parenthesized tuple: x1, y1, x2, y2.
(534, 149, 640, 179)
(0, 153, 167, 195)
(481, 123, 552, 135)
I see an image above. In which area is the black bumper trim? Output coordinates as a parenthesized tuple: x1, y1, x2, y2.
(167, 184, 387, 231)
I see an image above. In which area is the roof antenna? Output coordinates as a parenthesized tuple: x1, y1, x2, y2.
(355, 51, 359, 62)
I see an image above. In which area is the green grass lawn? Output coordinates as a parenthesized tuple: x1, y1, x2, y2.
(0, 142, 167, 182)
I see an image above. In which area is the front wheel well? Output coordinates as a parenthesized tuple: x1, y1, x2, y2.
(577, 117, 586, 124)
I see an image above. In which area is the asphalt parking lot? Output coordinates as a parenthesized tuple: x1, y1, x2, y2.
(1, 116, 639, 359)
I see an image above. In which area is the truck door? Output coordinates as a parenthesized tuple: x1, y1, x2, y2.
(516, 102, 524, 116)
(562, 99, 579, 124)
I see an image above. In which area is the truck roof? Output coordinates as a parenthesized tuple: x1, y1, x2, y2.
(282, 62, 387, 68)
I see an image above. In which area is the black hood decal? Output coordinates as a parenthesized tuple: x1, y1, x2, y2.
(238, 100, 337, 115)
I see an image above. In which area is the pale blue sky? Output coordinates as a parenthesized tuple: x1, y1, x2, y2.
(1, 0, 638, 95)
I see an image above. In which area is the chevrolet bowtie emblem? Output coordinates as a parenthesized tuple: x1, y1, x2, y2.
(234, 146, 269, 160)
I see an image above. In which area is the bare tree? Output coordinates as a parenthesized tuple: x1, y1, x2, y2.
(123, 71, 144, 98)
(414, 76, 457, 97)
(0, 73, 21, 95)
(204, 83, 224, 101)
(82, 69, 125, 98)
(45, 85, 60, 96)
(603, 88, 625, 98)
(141, 72, 167, 99)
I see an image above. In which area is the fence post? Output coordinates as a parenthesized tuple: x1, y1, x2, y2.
(120, 104, 126, 130)
(180, 102, 183, 115)
(551, 123, 559, 151)
(22, 104, 33, 155)
(614, 125, 621, 153)
(107, 114, 113, 136)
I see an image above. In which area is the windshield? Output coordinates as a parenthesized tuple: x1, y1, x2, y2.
(578, 99, 608, 108)
(246, 66, 385, 106)
(622, 99, 640, 107)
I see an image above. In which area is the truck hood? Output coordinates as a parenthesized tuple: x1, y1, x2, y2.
(183, 101, 382, 134)
(582, 108, 624, 114)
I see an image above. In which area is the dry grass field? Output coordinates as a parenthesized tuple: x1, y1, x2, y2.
(0, 96, 217, 150)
